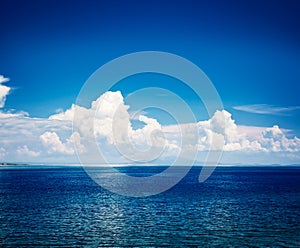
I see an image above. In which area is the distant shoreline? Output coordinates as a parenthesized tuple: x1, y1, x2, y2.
(1, 162, 300, 168)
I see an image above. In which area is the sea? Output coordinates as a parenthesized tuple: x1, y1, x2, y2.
(1, 165, 300, 247)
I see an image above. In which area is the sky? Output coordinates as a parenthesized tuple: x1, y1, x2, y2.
(0, 0, 300, 165)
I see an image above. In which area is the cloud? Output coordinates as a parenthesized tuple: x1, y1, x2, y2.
(40, 131, 84, 155)
(0, 111, 81, 162)
(0, 110, 29, 118)
(233, 104, 300, 115)
(0, 147, 6, 159)
(260, 125, 300, 152)
(0, 83, 299, 164)
(54, 92, 300, 164)
(50, 91, 167, 149)
(17, 145, 40, 157)
(164, 110, 300, 154)
(220, 112, 299, 153)
(69, 91, 171, 162)
(49, 104, 76, 121)
(0, 75, 11, 108)
(40, 131, 74, 154)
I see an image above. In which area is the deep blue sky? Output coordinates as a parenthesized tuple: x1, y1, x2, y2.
(1, 0, 300, 133)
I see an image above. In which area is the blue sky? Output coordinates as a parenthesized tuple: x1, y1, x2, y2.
(0, 0, 300, 164)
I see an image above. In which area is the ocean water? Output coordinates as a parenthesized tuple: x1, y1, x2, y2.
(1, 166, 300, 247)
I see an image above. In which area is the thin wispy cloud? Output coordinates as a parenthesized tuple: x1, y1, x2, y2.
(233, 104, 300, 115)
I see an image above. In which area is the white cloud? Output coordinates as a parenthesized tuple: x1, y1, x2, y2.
(233, 104, 300, 115)
(0, 82, 300, 165)
(40, 132, 70, 154)
(69, 91, 171, 162)
(40, 131, 84, 155)
(198, 110, 238, 150)
(0, 110, 29, 118)
(206, 111, 300, 153)
(260, 125, 300, 152)
(17, 145, 40, 157)
(0, 147, 6, 159)
(70, 132, 86, 154)
(0, 75, 11, 108)
(49, 104, 76, 121)
(164, 110, 300, 155)
(0, 75, 9, 83)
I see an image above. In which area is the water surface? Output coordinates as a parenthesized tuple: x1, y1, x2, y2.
(1, 166, 299, 247)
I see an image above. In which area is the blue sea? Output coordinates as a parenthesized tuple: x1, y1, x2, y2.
(1, 166, 300, 247)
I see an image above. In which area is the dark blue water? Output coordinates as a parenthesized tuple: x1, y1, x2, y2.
(1, 166, 300, 247)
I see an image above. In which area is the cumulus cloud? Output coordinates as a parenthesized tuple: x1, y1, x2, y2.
(0, 147, 6, 159)
(49, 104, 76, 121)
(40, 132, 71, 154)
(17, 145, 40, 157)
(0, 113, 81, 162)
(260, 125, 300, 152)
(50, 91, 166, 152)
(68, 91, 171, 162)
(0, 83, 300, 164)
(203, 111, 300, 153)
(164, 110, 300, 155)
(0, 75, 11, 108)
(40, 131, 84, 155)
(72, 92, 300, 163)
(0, 110, 29, 118)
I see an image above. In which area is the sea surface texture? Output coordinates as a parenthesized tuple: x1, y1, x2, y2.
(1, 166, 300, 247)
